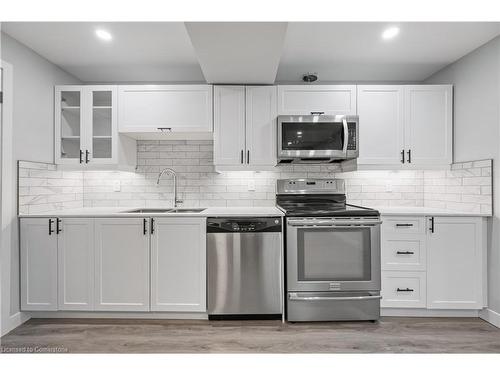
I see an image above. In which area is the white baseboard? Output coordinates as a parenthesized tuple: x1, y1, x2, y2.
(479, 308, 500, 328)
(28, 311, 209, 320)
(381, 308, 480, 317)
(1, 312, 31, 337)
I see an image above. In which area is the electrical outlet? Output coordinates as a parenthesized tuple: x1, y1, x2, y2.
(385, 181, 393, 192)
(113, 180, 121, 192)
(247, 180, 256, 191)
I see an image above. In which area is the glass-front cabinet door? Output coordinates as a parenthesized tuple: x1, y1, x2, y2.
(55, 86, 117, 165)
(56, 87, 84, 164)
(87, 87, 117, 164)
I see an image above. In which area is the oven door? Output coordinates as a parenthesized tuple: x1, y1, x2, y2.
(278, 115, 358, 159)
(286, 217, 381, 292)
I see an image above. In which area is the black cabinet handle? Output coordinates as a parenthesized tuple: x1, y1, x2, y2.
(407, 149, 412, 163)
(143, 218, 148, 235)
(79, 150, 84, 164)
(396, 251, 414, 255)
(241, 150, 244, 164)
(157, 127, 172, 132)
(85, 150, 90, 163)
(56, 218, 62, 234)
(310, 111, 324, 115)
(48, 219, 54, 235)
(401, 149, 405, 164)
(151, 218, 155, 235)
(247, 150, 250, 164)
(397, 288, 414, 292)
(396, 223, 413, 227)
(430, 217, 435, 233)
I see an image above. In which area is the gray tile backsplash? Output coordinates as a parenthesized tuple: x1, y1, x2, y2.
(18, 141, 493, 215)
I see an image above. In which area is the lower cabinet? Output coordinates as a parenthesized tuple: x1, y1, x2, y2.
(381, 215, 486, 311)
(150, 217, 206, 312)
(58, 218, 95, 310)
(20, 218, 58, 311)
(427, 217, 485, 309)
(94, 218, 150, 311)
(20, 216, 206, 313)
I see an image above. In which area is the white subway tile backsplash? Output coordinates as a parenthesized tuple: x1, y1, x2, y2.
(18, 146, 493, 216)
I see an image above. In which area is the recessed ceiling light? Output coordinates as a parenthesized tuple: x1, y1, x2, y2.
(382, 26, 400, 40)
(95, 29, 112, 42)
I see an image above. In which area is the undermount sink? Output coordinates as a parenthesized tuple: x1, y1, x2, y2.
(122, 208, 206, 214)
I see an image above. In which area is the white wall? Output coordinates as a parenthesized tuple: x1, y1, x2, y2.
(425, 36, 500, 317)
(0, 32, 80, 335)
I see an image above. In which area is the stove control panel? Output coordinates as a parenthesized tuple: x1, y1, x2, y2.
(277, 178, 345, 195)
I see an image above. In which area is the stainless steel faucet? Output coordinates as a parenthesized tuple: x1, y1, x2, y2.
(156, 168, 183, 208)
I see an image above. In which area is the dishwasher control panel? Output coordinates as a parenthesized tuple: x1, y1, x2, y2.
(207, 217, 282, 233)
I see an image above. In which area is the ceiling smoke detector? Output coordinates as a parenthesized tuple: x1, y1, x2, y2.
(302, 73, 318, 82)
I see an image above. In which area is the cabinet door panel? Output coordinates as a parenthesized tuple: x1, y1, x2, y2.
(405, 85, 452, 165)
(381, 271, 426, 308)
(277, 85, 357, 115)
(55, 87, 85, 165)
(151, 217, 206, 312)
(58, 218, 94, 310)
(245, 86, 277, 166)
(118, 85, 213, 132)
(86, 86, 117, 165)
(357, 86, 404, 165)
(20, 218, 58, 311)
(94, 218, 150, 311)
(427, 217, 484, 309)
(214, 86, 246, 165)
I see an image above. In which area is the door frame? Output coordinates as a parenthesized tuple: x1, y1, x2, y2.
(1, 60, 30, 336)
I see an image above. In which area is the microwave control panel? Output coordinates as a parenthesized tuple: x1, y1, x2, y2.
(347, 123, 357, 151)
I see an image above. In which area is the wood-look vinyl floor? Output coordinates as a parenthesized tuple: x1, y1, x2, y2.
(1, 317, 500, 353)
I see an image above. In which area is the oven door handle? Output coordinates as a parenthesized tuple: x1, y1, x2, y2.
(287, 220, 382, 227)
(289, 293, 382, 301)
(342, 117, 349, 156)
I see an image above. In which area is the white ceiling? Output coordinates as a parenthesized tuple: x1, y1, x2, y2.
(185, 22, 287, 84)
(2, 22, 500, 83)
(1, 22, 205, 82)
(277, 22, 500, 82)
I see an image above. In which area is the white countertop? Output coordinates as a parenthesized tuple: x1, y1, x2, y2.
(19, 206, 285, 218)
(373, 206, 491, 217)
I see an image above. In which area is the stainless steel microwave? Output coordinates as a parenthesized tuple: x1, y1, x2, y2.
(277, 115, 359, 163)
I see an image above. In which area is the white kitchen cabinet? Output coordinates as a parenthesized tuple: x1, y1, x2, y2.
(214, 86, 246, 166)
(380, 215, 486, 313)
(150, 217, 206, 312)
(427, 216, 486, 310)
(405, 85, 453, 166)
(20, 218, 58, 311)
(214, 85, 277, 170)
(357, 86, 405, 165)
(118, 85, 213, 137)
(357, 85, 452, 168)
(55, 85, 136, 169)
(277, 85, 357, 115)
(57, 218, 94, 311)
(94, 218, 150, 311)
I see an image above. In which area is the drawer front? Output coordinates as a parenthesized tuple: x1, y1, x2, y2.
(382, 239, 426, 271)
(381, 271, 426, 308)
(382, 216, 426, 235)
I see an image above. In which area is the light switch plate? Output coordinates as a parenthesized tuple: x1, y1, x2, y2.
(113, 180, 121, 192)
(385, 181, 393, 192)
(247, 180, 256, 191)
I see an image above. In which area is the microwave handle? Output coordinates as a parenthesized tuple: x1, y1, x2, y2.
(342, 117, 348, 156)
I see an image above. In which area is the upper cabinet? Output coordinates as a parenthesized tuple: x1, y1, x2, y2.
(214, 85, 277, 170)
(55, 85, 136, 169)
(277, 85, 357, 115)
(118, 85, 213, 138)
(357, 85, 452, 168)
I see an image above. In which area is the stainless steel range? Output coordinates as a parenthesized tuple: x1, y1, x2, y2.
(276, 178, 382, 322)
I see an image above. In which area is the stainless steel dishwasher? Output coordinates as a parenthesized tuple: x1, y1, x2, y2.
(207, 217, 282, 319)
